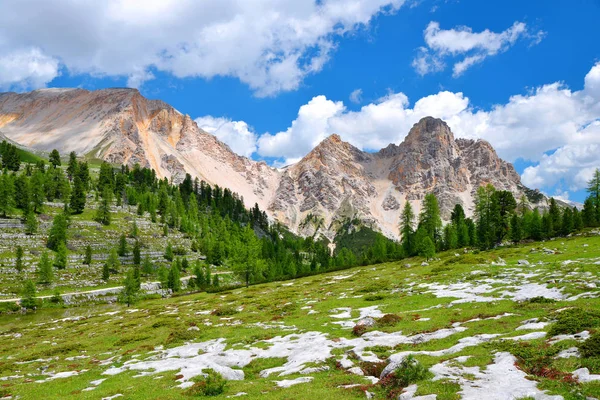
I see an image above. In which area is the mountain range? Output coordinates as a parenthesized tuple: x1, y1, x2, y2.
(0, 88, 549, 239)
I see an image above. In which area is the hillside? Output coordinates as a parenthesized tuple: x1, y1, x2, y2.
(0, 89, 549, 239)
(0, 233, 599, 399)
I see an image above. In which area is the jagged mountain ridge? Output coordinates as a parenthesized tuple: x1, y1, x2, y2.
(0, 88, 547, 239)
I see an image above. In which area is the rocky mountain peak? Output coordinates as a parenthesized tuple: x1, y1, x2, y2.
(402, 116, 455, 149)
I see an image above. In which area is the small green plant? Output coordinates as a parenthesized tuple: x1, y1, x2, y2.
(579, 332, 600, 358)
(380, 355, 429, 397)
(365, 294, 385, 302)
(211, 305, 237, 316)
(186, 369, 227, 396)
(548, 308, 600, 336)
(377, 314, 402, 327)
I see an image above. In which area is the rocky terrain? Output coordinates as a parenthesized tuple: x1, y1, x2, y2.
(0, 89, 547, 239)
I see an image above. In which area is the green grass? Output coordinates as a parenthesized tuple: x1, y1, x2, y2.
(0, 229, 599, 398)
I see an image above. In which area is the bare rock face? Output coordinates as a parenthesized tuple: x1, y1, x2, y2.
(0, 89, 547, 239)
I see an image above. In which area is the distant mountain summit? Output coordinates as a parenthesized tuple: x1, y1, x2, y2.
(0, 89, 548, 239)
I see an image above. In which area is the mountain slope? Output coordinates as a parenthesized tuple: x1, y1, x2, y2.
(0, 88, 279, 210)
(0, 89, 548, 239)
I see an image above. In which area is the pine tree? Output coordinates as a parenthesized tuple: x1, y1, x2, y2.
(443, 224, 458, 250)
(102, 262, 110, 282)
(130, 220, 139, 238)
(106, 248, 120, 273)
(142, 255, 153, 276)
(213, 273, 220, 287)
(117, 233, 128, 257)
(133, 240, 141, 266)
(510, 213, 522, 244)
(20, 280, 38, 310)
(418, 193, 442, 246)
(47, 212, 68, 251)
(530, 208, 542, 241)
(15, 246, 24, 272)
(168, 261, 181, 292)
(164, 242, 174, 261)
(573, 207, 584, 231)
(37, 251, 53, 284)
(588, 168, 600, 223)
(541, 213, 553, 240)
(30, 171, 45, 213)
(118, 269, 140, 307)
(232, 225, 261, 287)
(399, 201, 415, 256)
(95, 187, 112, 225)
(69, 175, 86, 214)
(416, 230, 435, 261)
(181, 257, 189, 272)
(84, 245, 93, 265)
(205, 265, 212, 287)
(582, 197, 598, 227)
(561, 207, 574, 236)
(53, 243, 68, 270)
(158, 266, 169, 288)
(0, 173, 15, 217)
(49, 149, 61, 167)
(450, 204, 466, 225)
(548, 198, 562, 237)
(66, 151, 78, 180)
(24, 208, 38, 235)
(194, 262, 206, 288)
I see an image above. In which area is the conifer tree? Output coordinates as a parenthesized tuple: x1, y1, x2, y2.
(205, 265, 212, 287)
(164, 242, 174, 261)
(133, 240, 141, 266)
(118, 269, 140, 307)
(168, 261, 181, 292)
(21, 280, 37, 310)
(47, 212, 68, 251)
(588, 168, 600, 221)
(213, 273, 220, 287)
(24, 208, 38, 235)
(66, 151, 78, 180)
(117, 233, 128, 257)
(399, 201, 415, 256)
(53, 243, 68, 270)
(0, 173, 15, 217)
(561, 207, 574, 236)
(582, 197, 597, 227)
(15, 246, 24, 272)
(69, 175, 86, 214)
(30, 171, 45, 213)
(573, 207, 584, 231)
(37, 251, 53, 284)
(102, 262, 110, 282)
(548, 198, 562, 237)
(418, 193, 442, 246)
(84, 245, 93, 265)
(49, 149, 61, 167)
(95, 187, 112, 225)
(510, 213, 522, 244)
(194, 262, 206, 288)
(142, 255, 153, 276)
(530, 208, 542, 241)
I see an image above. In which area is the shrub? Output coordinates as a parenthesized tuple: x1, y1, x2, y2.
(211, 305, 238, 316)
(524, 296, 556, 304)
(186, 369, 227, 396)
(377, 314, 402, 327)
(579, 333, 600, 358)
(548, 308, 600, 336)
(364, 294, 385, 302)
(380, 355, 429, 397)
(360, 361, 387, 377)
(352, 324, 368, 337)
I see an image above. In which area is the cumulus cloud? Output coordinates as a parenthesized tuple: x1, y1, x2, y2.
(0, 0, 405, 95)
(234, 62, 600, 195)
(195, 116, 258, 158)
(413, 21, 545, 77)
(0, 48, 60, 90)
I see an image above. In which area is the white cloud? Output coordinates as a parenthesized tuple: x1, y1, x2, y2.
(0, 0, 405, 95)
(244, 62, 600, 194)
(0, 48, 60, 90)
(414, 21, 545, 77)
(349, 88, 363, 104)
(195, 116, 258, 158)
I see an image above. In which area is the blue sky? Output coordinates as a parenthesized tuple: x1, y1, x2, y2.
(1, 0, 599, 202)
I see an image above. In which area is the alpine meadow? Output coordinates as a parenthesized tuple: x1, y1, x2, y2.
(0, 1, 600, 399)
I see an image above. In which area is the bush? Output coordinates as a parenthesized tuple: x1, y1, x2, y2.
(352, 324, 367, 337)
(186, 369, 227, 396)
(377, 314, 402, 327)
(364, 294, 385, 302)
(548, 308, 600, 336)
(380, 355, 429, 397)
(211, 305, 238, 316)
(579, 333, 600, 358)
(524, 296, 556, 304)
